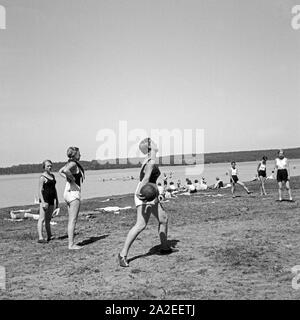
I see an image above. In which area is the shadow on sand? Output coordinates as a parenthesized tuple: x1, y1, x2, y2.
(57, 232, 79, 240)
(128, 239, 179, 263)
(76, 234, 109, 247)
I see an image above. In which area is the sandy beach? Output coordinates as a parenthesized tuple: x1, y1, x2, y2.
(0, 177, 300, 300)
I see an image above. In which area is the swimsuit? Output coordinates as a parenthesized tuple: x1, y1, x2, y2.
(258, 162, 267, 177)
(40, 174, 57, 205)
(63, 162, 84, 204)
(230, 168, 239, 183)
(135, 158, 160, 207)
(276, 158, 289, 182)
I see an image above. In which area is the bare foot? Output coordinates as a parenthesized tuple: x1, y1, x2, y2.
(68, 244, 82, 250)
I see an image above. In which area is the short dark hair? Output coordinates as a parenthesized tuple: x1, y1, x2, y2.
(42, 160, 52, 169)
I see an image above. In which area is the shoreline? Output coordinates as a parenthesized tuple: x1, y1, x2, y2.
(1, 147, 300, 176)
(1, 159, 300, 210)
(1, 175, 299, 214)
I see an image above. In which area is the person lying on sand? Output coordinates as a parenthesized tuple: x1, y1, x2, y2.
(195, 178, 208, 191)
(213, 177, 224, 189)
(187, 180, 197, 193)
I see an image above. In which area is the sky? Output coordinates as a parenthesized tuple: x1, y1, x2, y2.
(0, 0, 299, 166)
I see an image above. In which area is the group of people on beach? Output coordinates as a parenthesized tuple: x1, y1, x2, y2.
(155, 150, 293, 201)
(156, 177, 223, 199)
(227, 151, 293, 201)
(37, 141, 294, 267)
(38, 147, 85, 250)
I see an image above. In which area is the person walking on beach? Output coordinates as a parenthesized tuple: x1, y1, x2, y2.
(59, 147, 85, 250)
(274, 149, 293, 202)
(257, 156, 268, 196)
(118, 138, 172, 267)
(37, 160, 59, 243)
(229, 161, 251, 197)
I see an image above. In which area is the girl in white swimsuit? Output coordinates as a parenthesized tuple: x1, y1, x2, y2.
(59, 147, 85, 250)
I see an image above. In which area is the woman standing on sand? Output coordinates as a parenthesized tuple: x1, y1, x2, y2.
(229, 161, 251, 197)
(118, 138, 172, 267)
(37, 160, 59, 243)
(274, 150, 293, 202)
(257, 156, 268, 196)
(59, 147, 85, 250)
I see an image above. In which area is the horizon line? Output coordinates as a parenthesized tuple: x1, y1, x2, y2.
(2, 146, 300, 168)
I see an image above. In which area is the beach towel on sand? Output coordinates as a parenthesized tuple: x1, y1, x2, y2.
(94, 206, 132, 213)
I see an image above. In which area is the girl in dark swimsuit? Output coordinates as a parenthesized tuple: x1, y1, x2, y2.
(118, 138, 172, 267)
(38, 160, 59, 243)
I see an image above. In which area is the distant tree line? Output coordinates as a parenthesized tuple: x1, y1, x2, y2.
(204, 147, 300, 164)
(0, 147, 299, 175)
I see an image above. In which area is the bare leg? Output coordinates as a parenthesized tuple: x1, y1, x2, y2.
(278, 182, 283, 201)
(259, 176, 263, 195)
(237, 181, 250, 193)
(120, 205, 151, 258)
(259, 176, 267, 195)
(262, 177, 267, 195)
(45, 205, 54, 240)
(68, 200, 81, 250)
(38, 204, 46, 240)
(285, 181, 293, 201)
(231, 182, 236, 197)
(152, 203, 170, 250)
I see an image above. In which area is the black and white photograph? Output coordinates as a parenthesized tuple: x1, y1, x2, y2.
(0, 0, 300, 304)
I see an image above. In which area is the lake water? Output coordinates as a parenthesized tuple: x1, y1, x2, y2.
(1, 159, 300, 208)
